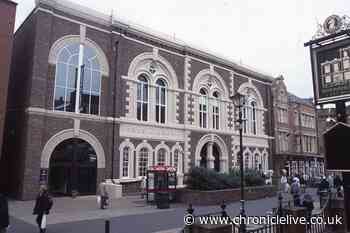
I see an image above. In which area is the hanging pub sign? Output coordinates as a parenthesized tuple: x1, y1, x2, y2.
(305, 15, 350, 104)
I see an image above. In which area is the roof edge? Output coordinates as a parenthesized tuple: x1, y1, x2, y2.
(35, 0, 275, 82)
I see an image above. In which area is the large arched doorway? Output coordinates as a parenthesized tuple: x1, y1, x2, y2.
(200, 145, 207, 169)
(48, 138, 97, 196)
(199, 142, 221, 172)
(213, 144, 220, 172)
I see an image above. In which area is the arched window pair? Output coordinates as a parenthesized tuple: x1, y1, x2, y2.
(54, 43, 102, 115)
(121, 147, 150, 178)
(137, 75, 167, 124)
(243, 99, 257, 135)
(199, 88, 220, 130)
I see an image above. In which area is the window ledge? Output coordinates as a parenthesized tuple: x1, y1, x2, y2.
(112, 178, 143, 184)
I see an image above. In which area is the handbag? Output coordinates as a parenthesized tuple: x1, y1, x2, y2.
(41, 214, 47, 229)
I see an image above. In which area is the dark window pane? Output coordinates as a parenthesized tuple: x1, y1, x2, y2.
(65, 88, 76, 112)
(203, 113, 207, 128)
(156, 87, 160, 103)
(54, 87, 66, 111)
(137, 103, 142, 120)
(156, 105, 159, 122)
(82, 68, 91, 93)
(161, 88, 166, 105)
(161, 106, 165, 123)
(55, 63, 67, 87)
(90, 94, 99, 115)
(143, 84, 148, 101)
(143, 103, 148, 121)
(80, 92, 90, 114)
(137, 84, 142, 101)
(91, 71, 101, 93)
(67, 65, 78, 89)
(200, 114, 203, 127)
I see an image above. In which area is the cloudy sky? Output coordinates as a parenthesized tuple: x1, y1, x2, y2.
(13, 0, 348, 97)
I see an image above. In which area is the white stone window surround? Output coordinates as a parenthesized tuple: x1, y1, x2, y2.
(118, 139, 135, 179)
(49, 34, 109, 116)
(155, 78, 168, 124)
(192, 69, 230, 131)
(136, 74, 150, 122)
(155, 142, 171, 166)
(125, 51, 179, 125)
(135, 141, 154, 178)
(237, 81, 266, 137)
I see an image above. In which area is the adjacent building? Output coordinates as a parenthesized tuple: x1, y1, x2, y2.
(2, 0, 275, 200)
(0, 0, 17, 159)
(272, 76, 324, 180)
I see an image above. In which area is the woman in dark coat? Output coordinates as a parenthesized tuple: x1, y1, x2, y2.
(0, 194, 9, 233)
(33, 186, 53, 233)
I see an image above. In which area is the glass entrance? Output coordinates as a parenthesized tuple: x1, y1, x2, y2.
(49, 138, 97, 196)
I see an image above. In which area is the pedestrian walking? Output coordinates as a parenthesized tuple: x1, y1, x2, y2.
(33, 186, 53, 233)
(318, 176, 330, 208)
(280, 170, 289, 193)
(99, 183, 109, 209)
(0, 194, 9, 233)
(291, 177, 301, 207)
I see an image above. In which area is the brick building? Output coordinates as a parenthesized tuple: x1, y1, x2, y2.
(3, 0, 275, 200)
(0, 0, 17, 159)
(272, 76, 324, 180)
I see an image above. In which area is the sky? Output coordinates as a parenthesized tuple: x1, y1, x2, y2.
(13, 0, 349, 98)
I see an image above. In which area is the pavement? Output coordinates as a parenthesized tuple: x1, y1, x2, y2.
(7, 188, 320, 233)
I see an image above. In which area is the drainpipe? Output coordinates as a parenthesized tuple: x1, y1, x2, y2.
(110, 38, 119, 184)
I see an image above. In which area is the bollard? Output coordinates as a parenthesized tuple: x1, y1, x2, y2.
(186, 204, 194, 233)
(221, 201, 228, 217)
(105, 220, 110, 233)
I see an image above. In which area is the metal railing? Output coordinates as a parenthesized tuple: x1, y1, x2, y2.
(182, 191, 332, 233)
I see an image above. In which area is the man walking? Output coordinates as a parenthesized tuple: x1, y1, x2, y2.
(0, 194, 9, 233)
(33, 186, 53, 233)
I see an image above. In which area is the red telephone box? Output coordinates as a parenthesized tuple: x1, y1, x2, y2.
(146, 165, 177, 204)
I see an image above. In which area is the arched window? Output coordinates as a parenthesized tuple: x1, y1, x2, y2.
(137, 75, 149, 121)
(254, 154, 259, 170)
(155, 79, 167, 123)
(244, 153, 250, 170)
(54, 43, 102, 115)
(173, 149, 183, 173)
(212, 91, 220, 130)
(157, 148, 167, 166)
(138, 148, 148, 177)
(199, 88, 208, 128)
(251, 101, 257, 135)
(122, 147, 130, 177)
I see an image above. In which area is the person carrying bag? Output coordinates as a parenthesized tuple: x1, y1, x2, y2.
(33, 186, 53, 233)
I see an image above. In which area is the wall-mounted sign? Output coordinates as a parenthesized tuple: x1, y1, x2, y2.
(310, 38, 350, 104)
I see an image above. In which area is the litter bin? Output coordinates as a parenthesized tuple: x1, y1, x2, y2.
(156, 192, 170, 209)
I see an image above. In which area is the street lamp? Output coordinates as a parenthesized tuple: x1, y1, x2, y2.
(230, 92, 247, 233)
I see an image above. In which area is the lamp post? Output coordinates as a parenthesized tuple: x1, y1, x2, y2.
(230, 92, 247, 233)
